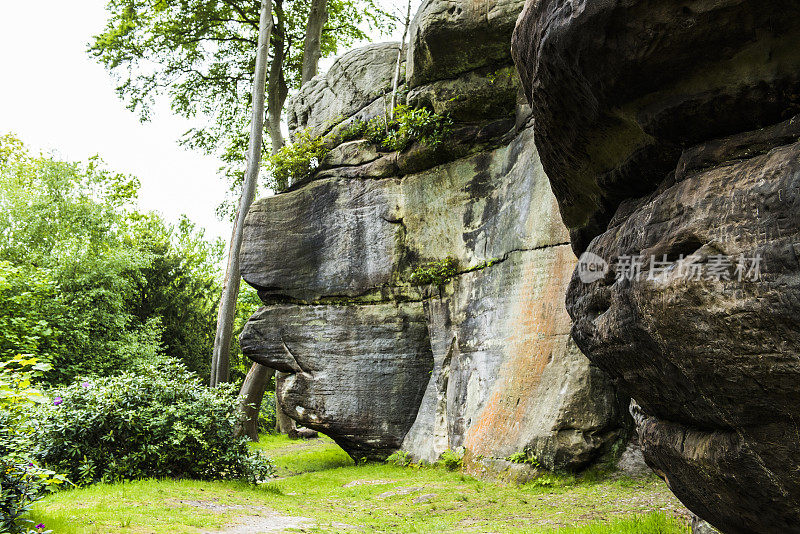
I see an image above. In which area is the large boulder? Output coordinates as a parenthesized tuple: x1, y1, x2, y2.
(240, 303, 433, 460)
(240, 177, 404, 302)
(513, 0, 800, 254)
(239, 0, 626, 471)
(239, 117, 626, 467)
(286, 42, 402, 138)
(513, 1, 800, 531)
(407, 0, 526, 87)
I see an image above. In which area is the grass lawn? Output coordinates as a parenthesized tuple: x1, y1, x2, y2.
(27, 435, 692, 534)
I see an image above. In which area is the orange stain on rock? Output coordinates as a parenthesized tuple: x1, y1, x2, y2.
(463, 245, 577, 456)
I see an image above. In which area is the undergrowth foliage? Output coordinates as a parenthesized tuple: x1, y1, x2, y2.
(0, 356, 65, 534)
(344, 105, 453, 152)
(32, 360, 274, 486)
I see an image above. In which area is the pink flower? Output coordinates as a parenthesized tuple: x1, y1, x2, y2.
(53, 397, 63, 406)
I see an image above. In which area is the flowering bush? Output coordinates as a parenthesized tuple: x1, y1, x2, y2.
(0, 356, 65, 534)
(32, 360, 274, 486)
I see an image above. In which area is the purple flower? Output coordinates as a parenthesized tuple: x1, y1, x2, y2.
(36, 524, 45, 531)
(28, 462, 34, 467)
(81, 382, 91, 388)
(53, 397, 63, 406)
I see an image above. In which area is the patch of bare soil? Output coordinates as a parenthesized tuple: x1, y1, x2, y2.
(203, 511, 314, 534)
(268, 437, 326, 457)
(174, 500, 314, 533)
(342, 479, 396, 488)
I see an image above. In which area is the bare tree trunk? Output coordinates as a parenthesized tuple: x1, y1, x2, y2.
(389, 0, 412, 121)
(275, 372, 298, 438)
(234, 363, 273, 441)
(210, 0, 273, 388)
(301, 0, 328, 85)
(267, 0, 289, 158)
(235, 0, 298, 440)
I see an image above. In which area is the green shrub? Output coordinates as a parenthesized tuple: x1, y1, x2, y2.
(268, 129, 330, 192)
(0, 356, 65, 534)
(336, 106, 453, 153)
(410, 257, 459, 286)
(32, 360, 274, 486)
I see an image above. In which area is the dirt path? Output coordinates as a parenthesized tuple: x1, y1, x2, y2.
(179, 501, 314, 533)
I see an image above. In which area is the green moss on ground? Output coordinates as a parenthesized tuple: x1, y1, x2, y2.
(28, 434, 691, 534)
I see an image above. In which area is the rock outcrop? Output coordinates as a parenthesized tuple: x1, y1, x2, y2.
(240, 0, 627, 468)
(513, 1, 800, 532)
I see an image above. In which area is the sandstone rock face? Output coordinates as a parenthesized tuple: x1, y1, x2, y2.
(513, 1, 800, 532)
(407, 0, 526, 88)
(240, 303, 433, 460)
(403, 247, 623, 469)
(513, 0, 800, 254)
(286, 42, 402, 138)
(239, 0, 626, 469)
(240, 177, 404, 302)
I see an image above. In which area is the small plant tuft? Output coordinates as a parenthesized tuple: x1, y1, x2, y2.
(386, 450, 413, 467)
(410, 257, 459, 286)
(268, 129, 330, 192)
(438, 448, 464, 471)
(506, 447, 541, 468)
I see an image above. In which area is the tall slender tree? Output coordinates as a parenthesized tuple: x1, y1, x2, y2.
(390, 0, 412, 121)
(235, 0, 333, 438)
(301, 0, 329, 84)
(211, 0, 274, 387)
(91, 0, 392, 215)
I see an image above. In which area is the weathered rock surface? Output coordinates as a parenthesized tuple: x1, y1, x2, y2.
(240, 177, 404, 302)
(513, 1, 800, 531)
(241, 303, 432, 460)
(403, 247, 625, 469)
(407, 65, 519, 122)
(286, 42, 402, 138)
(240, 0, 626, 471)
(513, 0, 800, 254)
(407, 0, 526, 87)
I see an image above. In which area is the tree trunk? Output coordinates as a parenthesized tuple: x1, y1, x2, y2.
(234, 363, 273, 441)
(267, 0, 289, 158)
(275, 371, 298, 438)
(210, 0, 274, 387)
(389, 0, 412, 121)
(301, 0, 328, 85)
(234, 0, 297, 440)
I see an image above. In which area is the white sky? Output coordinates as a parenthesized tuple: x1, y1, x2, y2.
(0, 0, 419, 242)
